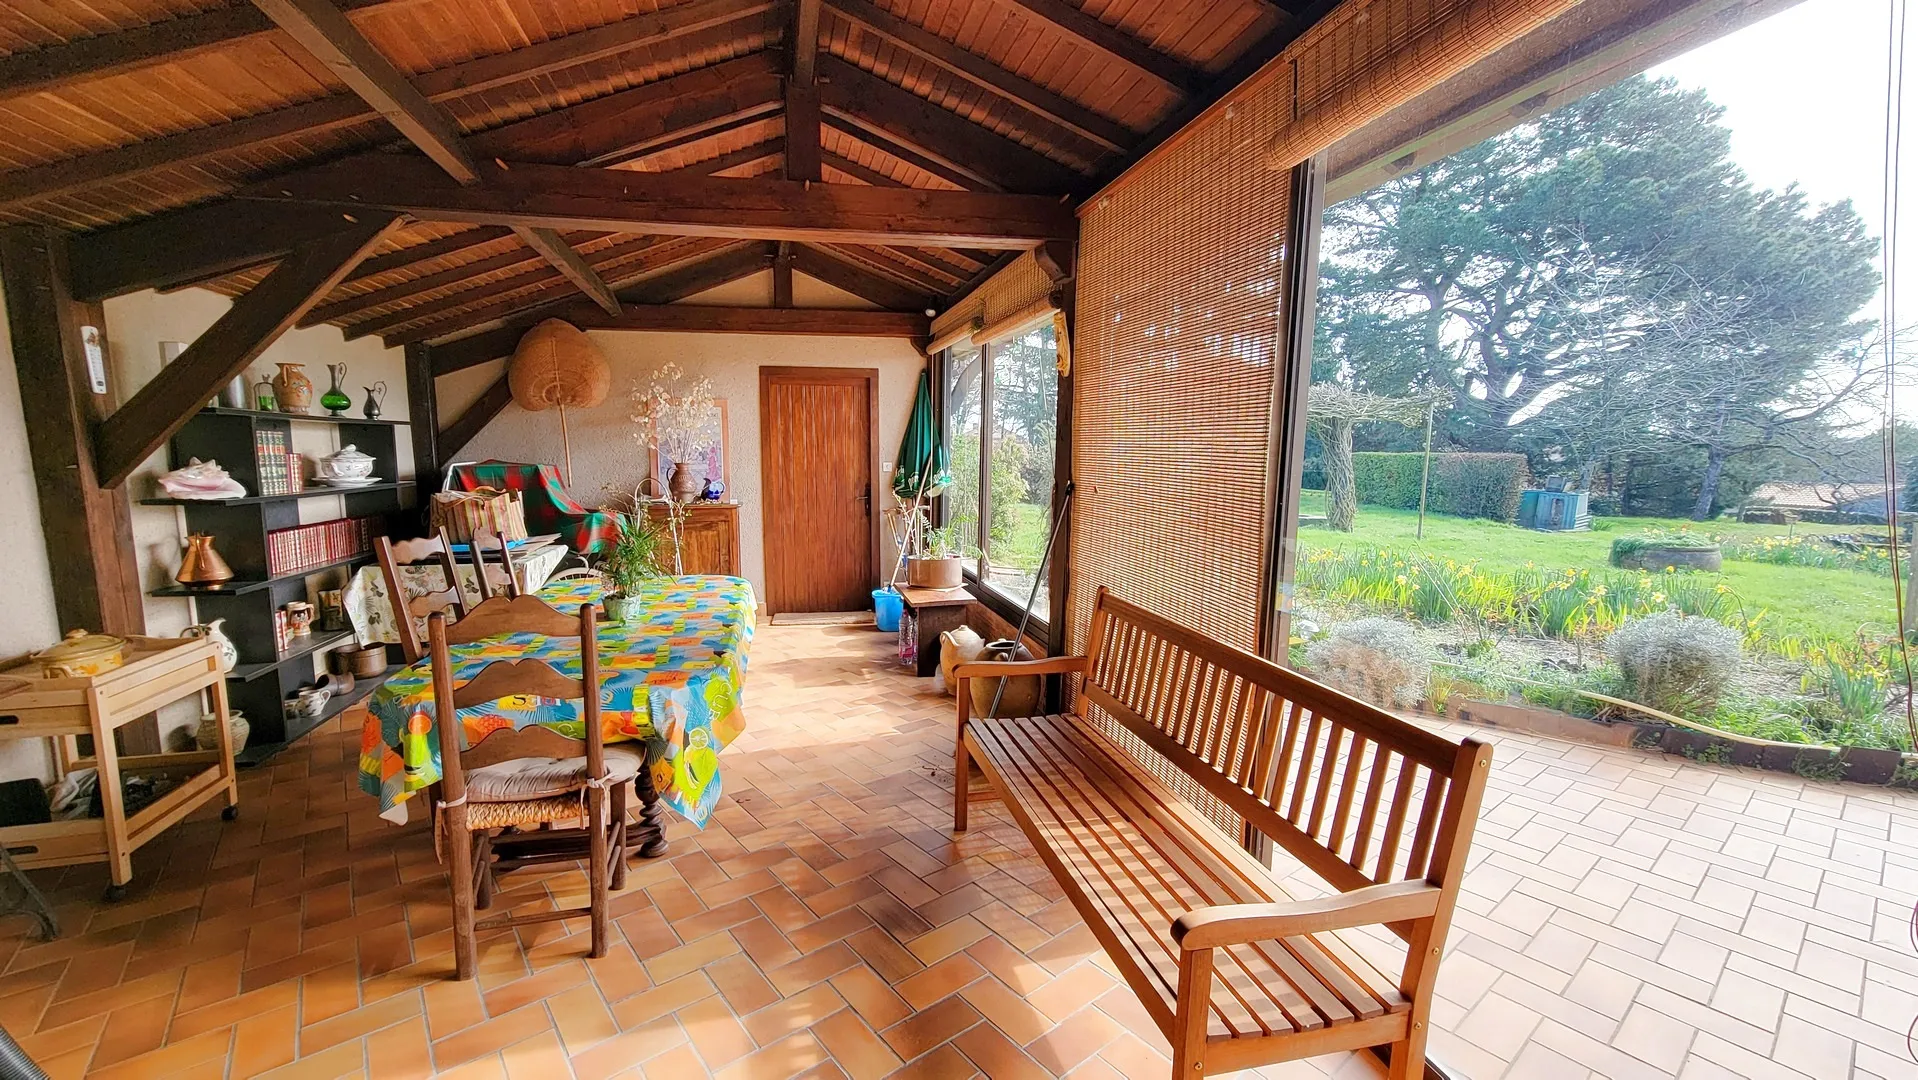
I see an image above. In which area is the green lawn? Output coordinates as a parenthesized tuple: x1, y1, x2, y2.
(1295, 492, 1901, 642)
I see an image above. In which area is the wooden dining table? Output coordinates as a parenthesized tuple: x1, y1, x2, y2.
(356, 576, 756, 853)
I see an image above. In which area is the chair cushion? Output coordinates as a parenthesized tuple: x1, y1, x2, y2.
(465, 745, 644, 803)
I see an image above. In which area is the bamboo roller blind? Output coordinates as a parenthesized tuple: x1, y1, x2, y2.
(1063, 0, 1580, 835)
(930, 251, 1056, 346)
(1067, 0, 1581, 658)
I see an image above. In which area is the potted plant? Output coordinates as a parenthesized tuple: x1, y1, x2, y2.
(908, 525, 969, 589)
(601, 512, 664, 621)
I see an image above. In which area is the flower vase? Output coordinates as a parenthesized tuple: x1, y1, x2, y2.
(668, 461, 702, 503)
(272, 363, 313, 414)
(320, 363, 352, 415)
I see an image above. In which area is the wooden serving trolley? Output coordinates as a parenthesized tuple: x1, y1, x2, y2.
(0, 635, 239, 902)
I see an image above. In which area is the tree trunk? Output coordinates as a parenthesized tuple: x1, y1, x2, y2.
(1690, 447, 1726, 521)
(1324, 418, 1357, 532)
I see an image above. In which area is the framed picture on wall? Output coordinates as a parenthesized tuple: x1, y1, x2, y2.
(649, 399, 731, 497)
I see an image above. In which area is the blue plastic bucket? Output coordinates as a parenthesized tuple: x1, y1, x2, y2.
(873, 588, 903, 632)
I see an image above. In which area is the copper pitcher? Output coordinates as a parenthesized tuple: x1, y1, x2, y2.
(176, 534, 235, 588)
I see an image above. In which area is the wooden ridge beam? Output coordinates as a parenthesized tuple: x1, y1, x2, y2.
(791, 245, 934, 311)
(385, 237, 760, 347)
(997, 0, 1206, 95)
(428, 242, 774, 369)
(0, 0, 776, 210)
(827, 0, 1133, 153)
(244, 155, 1080, 248)
(93, 215, 402, 488)
(815, 56, 1082, 195)
(247, 0, 620, 315)
(788, 0, 823, 181)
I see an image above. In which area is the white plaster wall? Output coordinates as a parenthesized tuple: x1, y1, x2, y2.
(0, 274, 70, 780)
(453, 293, 925, 599)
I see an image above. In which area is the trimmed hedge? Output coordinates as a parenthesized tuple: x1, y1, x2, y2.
(1352, 452, 1528, 522)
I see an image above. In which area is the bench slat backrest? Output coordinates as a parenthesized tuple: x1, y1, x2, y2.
(1079, 588, 1489, 931)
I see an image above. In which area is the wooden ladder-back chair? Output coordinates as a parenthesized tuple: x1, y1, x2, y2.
(376, 528, 470, 663)
(428, 596, 639, 979)
(470, 528, 522, 600)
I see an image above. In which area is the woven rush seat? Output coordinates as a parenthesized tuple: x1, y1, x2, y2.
(966, 712, 1410, 1039)
(465, 746, 645, 803)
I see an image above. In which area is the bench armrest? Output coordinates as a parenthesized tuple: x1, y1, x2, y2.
(1171, 881, 1443, 951)
(953, 656, 1090, 679)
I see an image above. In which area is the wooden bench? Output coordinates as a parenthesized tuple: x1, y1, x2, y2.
(953, 588, 1491, 1079)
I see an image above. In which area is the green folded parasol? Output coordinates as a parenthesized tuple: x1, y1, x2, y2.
(893, 369, 951, 500)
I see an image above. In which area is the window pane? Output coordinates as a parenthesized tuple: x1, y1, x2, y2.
(944, 344, 983, 558)
(984, 322, 1058, 618)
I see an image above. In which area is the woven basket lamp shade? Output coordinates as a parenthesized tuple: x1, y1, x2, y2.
(507, 319, 610, 484)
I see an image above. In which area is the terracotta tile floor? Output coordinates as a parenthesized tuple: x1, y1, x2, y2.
(3, 621, 1917, 1079)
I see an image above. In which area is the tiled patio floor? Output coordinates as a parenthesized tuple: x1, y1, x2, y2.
(1, 620, 1914, 1079)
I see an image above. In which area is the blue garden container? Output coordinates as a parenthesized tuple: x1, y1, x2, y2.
(873, 588, 903, 632)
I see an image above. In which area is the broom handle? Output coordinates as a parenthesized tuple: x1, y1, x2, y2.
(989, 481, 1074, 718)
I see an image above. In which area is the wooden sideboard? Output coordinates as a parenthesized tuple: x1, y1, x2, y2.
(648, 503, 741, 576)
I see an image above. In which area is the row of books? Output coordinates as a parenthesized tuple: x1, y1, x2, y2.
(253, 429, 302, 496)
(266, 517, 380, 578)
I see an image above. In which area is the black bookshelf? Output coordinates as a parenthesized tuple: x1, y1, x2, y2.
(155, 407, 412, 763)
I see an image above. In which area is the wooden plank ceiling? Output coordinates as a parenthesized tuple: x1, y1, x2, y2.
(0, 0, 1325, 349)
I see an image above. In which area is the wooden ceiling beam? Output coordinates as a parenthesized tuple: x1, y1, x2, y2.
(790, 245, 934, 311)
(308, 141, 781, 327)
(68, 55, 785, 301)
(822, 125, 987, 191)
(995, 0, 1206, 95)
(816, 243, 954, 292)
(427, 242, 775, 366)
(656, 139, 786, 177)
(440, 376, 514, 459)
(345, 236, 683, 340)
(787, 0, 823, 181)
(0, 0, 416, 101)
(815, 56, 1081, 195)
(245, 155, 1079, 248)
(567, 304, 929, 337)
(247, 0, 620, 316)
(381, 237, 752, 345)
(342, 226, 515, 284)
(93, 214, 403, 487)
(773, 242, 795, 308)
(67, 202, 378, 302)
(474, 52, 784, 165)
(827, 0, 1132, 153)
(302, 243, 548, 327)
(0, 0, 775, 210)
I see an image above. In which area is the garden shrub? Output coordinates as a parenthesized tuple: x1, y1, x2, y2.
(1305, 618, 1432, 708)
(1607, 611, 1741, 715)
(1609, 532, 1719, 567)
(1351, 452, 1528, 522)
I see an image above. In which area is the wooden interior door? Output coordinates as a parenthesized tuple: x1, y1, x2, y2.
(760, 367, 878, 613)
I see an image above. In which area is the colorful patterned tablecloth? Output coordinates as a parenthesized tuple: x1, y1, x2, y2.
(357, 576, 755, 827)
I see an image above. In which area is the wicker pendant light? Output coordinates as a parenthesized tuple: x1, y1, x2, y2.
(507, 319, 611, 484)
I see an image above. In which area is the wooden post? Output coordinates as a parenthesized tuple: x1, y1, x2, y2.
(0, 226, 146, 640)
(405, 341, 441, 498)
(1416, 403, 1434, 540)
